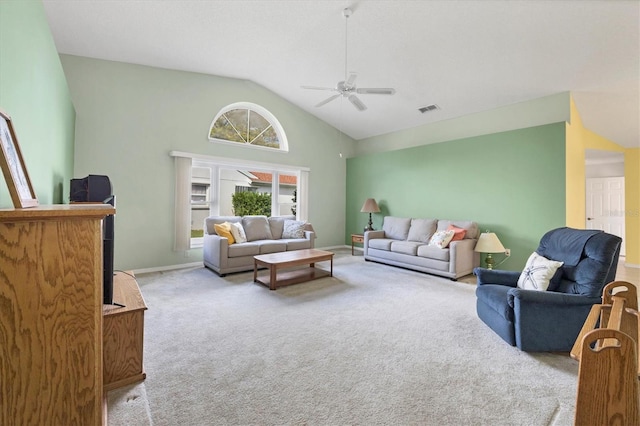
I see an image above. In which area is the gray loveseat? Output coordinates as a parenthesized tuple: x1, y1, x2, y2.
(364, 216, 480, 280)
(203, 215, 315, 276)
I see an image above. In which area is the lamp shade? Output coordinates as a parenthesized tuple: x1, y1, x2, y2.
(360, 198, 380, 213)
(474, 232, 506, 253)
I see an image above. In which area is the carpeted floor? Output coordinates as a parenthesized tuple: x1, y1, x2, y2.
(108, 248, 578, 425)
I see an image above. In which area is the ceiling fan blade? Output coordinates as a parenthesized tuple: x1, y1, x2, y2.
(302, 85, 336, 91)
(356, 88, 396, 95)
(348, 94, 367, 111)
(345, 72, 358, 87)
(315, 94, 341, 108)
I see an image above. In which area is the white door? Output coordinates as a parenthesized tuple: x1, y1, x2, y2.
(586, 177, 625, 256)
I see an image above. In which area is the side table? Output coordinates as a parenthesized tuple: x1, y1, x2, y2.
(103, 271, 147, 391)
(351, 233, 364, 255)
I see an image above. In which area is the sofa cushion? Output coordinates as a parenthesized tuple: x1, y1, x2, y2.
(242, 216, 273, 242)
(228, 242, 260, 257)
(284, 239, 312, 251)
(407, 218, 437, 243)
(230, 222, 247, 244)
(369, 238, 393, 251)
(390, 241, 423, 256)
(417, 244, 450, 262)
(428, 230, 455, 249)
(382, 216, 412, 241)
(437, 220, 478, 240)
(517, 252, 564, 291)
(258, 241, 287, 254)
(268, 215, 295, 239)
(214, 222, 235, 244)
(282, 220, 306, 239)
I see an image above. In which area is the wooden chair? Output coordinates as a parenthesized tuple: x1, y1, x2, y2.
(571, 281, 640, 425)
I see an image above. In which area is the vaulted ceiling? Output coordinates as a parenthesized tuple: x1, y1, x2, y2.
(42, 1, 639, 147)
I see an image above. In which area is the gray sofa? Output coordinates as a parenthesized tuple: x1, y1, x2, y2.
(203, 215, 315, 276)
(364, 216, 480, 280)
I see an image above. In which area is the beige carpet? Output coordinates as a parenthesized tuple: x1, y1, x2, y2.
(108, 248, 578, 425)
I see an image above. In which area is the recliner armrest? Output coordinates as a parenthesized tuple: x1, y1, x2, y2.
(508, 288, 600, 307)
(475, 267, 519, 287)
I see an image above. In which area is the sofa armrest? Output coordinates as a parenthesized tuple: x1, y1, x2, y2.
(305, 230, 316, 248)
(475, 267, 519, 287)
(364, 230, 385, 257)
(448, 239, 480, 277)
(203, 233, 229, 270)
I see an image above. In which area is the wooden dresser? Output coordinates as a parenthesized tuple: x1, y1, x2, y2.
(0, 204, 114, 425)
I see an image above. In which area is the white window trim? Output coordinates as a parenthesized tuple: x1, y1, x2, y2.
(170, 151, 309, 175)
(208, 102, 289, 152)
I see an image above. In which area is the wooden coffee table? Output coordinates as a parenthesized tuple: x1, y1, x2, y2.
(253, 249, 334, 290)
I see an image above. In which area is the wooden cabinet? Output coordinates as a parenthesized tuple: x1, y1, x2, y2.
(0, 204, 114, 425)
(103, 271, 147, 391)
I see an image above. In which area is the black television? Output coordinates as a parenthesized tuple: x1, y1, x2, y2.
(70, 175, 115, 305)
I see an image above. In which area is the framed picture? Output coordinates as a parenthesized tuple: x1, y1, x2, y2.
(0, 109, 38, 208)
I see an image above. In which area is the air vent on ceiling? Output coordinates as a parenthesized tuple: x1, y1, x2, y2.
(418, 104, 440, 113)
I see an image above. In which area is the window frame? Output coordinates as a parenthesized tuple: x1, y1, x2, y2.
(170, 151, 309, 250)
(208, 102, 289, 153)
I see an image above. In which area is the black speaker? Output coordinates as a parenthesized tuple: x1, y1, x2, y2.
(70, 175, 112, 202)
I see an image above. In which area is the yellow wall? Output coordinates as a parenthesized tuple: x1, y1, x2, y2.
(625, 148, 640, 266)
(565, 98, 586, 228)
(567, 95, 639, 265)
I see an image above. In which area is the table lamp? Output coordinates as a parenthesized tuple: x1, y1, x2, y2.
(474, 232, 507, 270)
(360, 198, 380, 232)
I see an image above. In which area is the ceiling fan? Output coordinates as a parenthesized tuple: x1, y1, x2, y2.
(301, 7, 395, 112)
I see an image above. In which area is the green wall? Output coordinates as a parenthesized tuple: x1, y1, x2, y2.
(60, 55, 356, 271)
(0, 0, 75, 207)
(346, 123, 567, 270)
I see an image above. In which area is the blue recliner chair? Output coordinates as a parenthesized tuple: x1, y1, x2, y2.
(475, 227, 622, 352)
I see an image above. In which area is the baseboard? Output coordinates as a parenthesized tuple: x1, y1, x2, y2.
(131, 261, 202, 275)
(317, 245, 351, 251)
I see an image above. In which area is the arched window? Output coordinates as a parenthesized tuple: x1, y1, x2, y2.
(208, 102, 288, 152)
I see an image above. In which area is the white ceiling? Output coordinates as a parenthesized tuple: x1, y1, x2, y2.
(42, 0, 639, 147)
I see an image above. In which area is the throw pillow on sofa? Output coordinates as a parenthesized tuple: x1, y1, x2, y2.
(282, 220, 306, 239)
(428, 230, 455, 249)
(230, 222, 247, 244)
(214, 222, 235, 244)
(517, 252, 564, 291)
(242, 216, 273, 242)
(447, 224, 467, 241)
